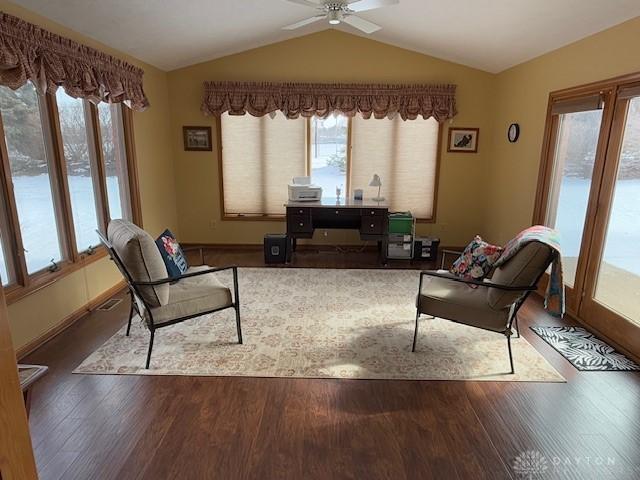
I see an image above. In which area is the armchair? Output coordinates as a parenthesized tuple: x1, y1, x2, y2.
(412, 241, 556, 374)
(98, 220, 242, 369)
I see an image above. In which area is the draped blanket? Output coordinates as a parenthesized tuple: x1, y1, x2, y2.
(494, 225, 565, 317)
(201, 81, 457, 121)
(0, 11, 149, 110)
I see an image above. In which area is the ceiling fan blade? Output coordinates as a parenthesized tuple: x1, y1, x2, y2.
(285, 0, 324, 8)
(347, 0, 399, 13)
(282, 15, 325, 30)
(342, 15, 381, 33)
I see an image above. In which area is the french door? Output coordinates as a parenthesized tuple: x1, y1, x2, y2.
(537, 76, 640, 356)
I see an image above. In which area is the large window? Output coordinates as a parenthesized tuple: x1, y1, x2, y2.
(220, 113, 441, 219)
(0, 83, 138, 300)
(0, 83, 64, 274)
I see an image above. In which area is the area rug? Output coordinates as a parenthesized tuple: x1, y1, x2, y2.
(531, 325, 640, 371)
(75, 268, 564, 382)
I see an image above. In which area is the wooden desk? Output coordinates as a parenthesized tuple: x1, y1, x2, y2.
(285, 198, 389, 263)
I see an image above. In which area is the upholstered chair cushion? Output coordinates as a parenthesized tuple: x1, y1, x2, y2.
(418, 271, 510, 332)
(107, 220, 169, 307)
(487, 242, 552, 310)
(146, 265, 232, 325)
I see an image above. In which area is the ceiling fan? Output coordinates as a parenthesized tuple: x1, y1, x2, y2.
(282, 0, 399, 34)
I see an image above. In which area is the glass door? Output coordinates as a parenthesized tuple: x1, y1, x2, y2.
(542, 92, 611, 313)
(581, 85, 640, 354)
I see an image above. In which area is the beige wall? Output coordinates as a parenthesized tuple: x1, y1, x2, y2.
(0, 1, 178, 350)
(486, 16, 640, 244)
(167, 30, 496, 247)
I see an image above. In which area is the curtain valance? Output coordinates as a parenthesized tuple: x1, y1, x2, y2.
(0, 12, 149, 110)
(202, 81, 457, 121)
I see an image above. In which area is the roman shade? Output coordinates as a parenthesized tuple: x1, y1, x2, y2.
(202, 81, 457, 121)
(350, 115, 440, 219)
(0, 11, 149, 110)
(550, 94, 603, 115)
(221, 112, 306, 216)
(618, 84, 640, 100)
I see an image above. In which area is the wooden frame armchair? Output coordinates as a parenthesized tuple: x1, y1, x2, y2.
(98, 220, 242, 369)
(413, 242, 556, 374)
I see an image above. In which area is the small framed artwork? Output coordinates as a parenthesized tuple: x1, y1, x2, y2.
(447, 127, 479, 153)
(183, 126, 212, 151)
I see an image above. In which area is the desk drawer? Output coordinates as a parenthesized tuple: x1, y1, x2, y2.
(361, 215, 386, 235)
(287, 215, 313, 233)
(287, 207, 311, 217)
(361, 208, 386, 217)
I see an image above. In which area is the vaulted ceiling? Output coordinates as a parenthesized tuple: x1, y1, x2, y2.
(11, 0, 640, 73)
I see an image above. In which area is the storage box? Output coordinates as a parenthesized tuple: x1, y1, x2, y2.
(413, 237, 440, 261)
(388, 212, 413, 234)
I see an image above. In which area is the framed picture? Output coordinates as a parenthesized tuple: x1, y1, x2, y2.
(183, 126, 212, 151)
(447, 127, 479, 153)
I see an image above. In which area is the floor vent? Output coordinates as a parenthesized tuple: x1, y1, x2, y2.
(97, 298, 122, 311)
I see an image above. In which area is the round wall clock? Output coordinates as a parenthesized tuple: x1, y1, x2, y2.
(508, 123, 520, 143)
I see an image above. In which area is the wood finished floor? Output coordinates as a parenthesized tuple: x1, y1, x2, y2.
(21, 247, 640, 479)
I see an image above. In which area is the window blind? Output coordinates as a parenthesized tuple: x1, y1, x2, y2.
(221, 112, 306, 216)
(350, 115, 439, 219)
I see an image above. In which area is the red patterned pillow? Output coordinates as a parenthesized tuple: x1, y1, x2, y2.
(450, 235, 503, 281)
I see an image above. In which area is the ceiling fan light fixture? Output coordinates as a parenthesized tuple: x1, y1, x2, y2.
(328, 9, 343, 25)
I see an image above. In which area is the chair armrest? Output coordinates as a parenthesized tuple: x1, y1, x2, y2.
(419, 270, 537, 292)
(132, 266, 236, 286)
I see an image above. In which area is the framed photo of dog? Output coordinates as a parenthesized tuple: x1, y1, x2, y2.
(447, 127, 479, 153)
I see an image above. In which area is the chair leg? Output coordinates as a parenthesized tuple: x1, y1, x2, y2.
(126, 294, 134, 337)
(235, 304, 243, 345)
(507, 334, 514, 374)
(513, 314, 520, 338)
(412, 310, 420, 352)
(232, 266, 242, 344)
(145, 329, 155, 369)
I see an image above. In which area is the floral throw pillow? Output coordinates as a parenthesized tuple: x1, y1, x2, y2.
(155, 229, 189, 280)
(450, 235, 503, 281)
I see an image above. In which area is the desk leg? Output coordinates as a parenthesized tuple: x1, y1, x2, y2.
(291, 237, 297, 252)
(380, 238, 388, 265)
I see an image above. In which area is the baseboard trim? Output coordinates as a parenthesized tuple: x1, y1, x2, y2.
(16, 281, 126, 360)
(182, 242, 462, 253)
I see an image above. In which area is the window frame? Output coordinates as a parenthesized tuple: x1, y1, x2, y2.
(0, 87, 141, 304)
(217, 114, 442, 223)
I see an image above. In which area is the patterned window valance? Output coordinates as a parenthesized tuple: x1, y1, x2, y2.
(202, 81, 457, 121)
(0, 12, 149, 110)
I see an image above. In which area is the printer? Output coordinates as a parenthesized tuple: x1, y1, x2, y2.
(288, 176, 322, 202)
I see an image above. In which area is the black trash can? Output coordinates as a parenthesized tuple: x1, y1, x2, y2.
(264, 234, 291, 264)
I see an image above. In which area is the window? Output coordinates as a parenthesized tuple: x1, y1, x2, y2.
(98, 102, 131, 220)
(0, 83, 64, 274)
(221, 112, 306, 216)
(351, 116, 440, 219)
(57, 90, 102, 252)
(310, 115, 348, 197)
(0, 83, 139, 300)
(220, 113, 441, 219)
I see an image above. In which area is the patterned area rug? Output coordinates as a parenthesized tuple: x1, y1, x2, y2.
(75, 268, 564, 382)
(531, 325, 640, 371)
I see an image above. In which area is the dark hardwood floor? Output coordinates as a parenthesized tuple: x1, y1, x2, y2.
(21, 247, 640, 479)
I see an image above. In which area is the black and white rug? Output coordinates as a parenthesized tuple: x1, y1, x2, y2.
(531, 325, 640, 371)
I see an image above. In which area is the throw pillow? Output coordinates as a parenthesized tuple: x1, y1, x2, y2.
(155, 229, 189, 280)
(450, 235, 503, 281)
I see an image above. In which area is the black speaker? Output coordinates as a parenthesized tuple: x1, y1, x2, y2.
(264, 234, 291, 264)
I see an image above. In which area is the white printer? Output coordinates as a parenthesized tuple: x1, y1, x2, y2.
(288, 176, 322, 202)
